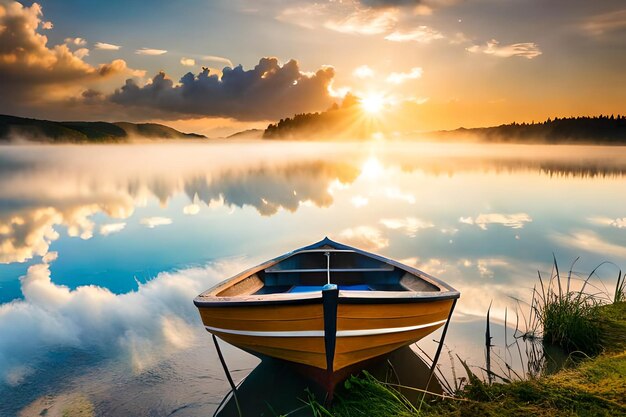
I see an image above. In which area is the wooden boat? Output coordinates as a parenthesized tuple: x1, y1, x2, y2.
(194, 237, 460, 394)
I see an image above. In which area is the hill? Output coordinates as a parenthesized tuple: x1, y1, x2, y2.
(264, 104, 626, 144)
(436, 115, 626, 144)
(227, 128, 264, 139)
(0, 114, 205, 143)
(263, 94, 381, 140)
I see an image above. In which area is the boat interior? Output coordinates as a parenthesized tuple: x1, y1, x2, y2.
(215, 248, 441, 297)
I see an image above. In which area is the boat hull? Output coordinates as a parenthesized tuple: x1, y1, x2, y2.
(197, 296, 454, 387)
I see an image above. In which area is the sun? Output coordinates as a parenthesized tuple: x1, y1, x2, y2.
(360, 93, 385, 114)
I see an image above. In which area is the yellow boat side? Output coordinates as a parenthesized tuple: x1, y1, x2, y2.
(197, 302, 327, 369)
(333, 299, 454, 370)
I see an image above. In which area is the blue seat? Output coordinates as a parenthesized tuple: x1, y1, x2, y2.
(288, 284, 371, 293)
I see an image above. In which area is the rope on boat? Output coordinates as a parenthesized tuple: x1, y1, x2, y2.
(325, 251, 331, 285)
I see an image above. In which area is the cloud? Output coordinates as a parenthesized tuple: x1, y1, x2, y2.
(275, 2, 406, 39)
(386, 67, 423, 84)
(336, 226, 389, 251)
(0, 1, 139, 113)
(400, 257, 448, 276)
(180, 57, 195, 66)
(357, 0, 458, 12)
(583, 9, 626, 37)
(476, 258, 509, 278)
(0, 208, 60, 264)
(64, 37, 86, 46)
(183, 203, 200, 215)
(353, 64, 375, 79)
(552, 230, 626, 258)
(41, 20, 52, 29)
(99, 222, 126, 236)
(0, 256, 237, 385)
(276, 3, 329, 29)
(588, 216, 626, 228)
(97, 58, 145, 77)
(0, 145, 360, 253)
(459, 213, 532, 230)
(358, 0, 437, 7)
(0, 2, 126, 83)
(73, 47, 89, 59)
(94, 42, 121, 50)
(466, 39, 542, 59)
(325, 8, 398, 35)
(0, 201, 133, 264)
(0, 146, 362, 265)
(384, 187, 416, 204)
(202, 55, 233, 67)
(109, 58, 336, 121)
(140, 217, 172, 228)
(385, 26, 444, 43)
(135, 48, 167, 56)
(380, 217, 434, 237)
(184, 161, 359, 216)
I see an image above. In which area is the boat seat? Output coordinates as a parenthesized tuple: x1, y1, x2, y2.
(288, 284, 371, 293)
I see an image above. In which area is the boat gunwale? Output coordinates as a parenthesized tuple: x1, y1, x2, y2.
(193, 237, 460, 307)
(193, 291, 459, 307)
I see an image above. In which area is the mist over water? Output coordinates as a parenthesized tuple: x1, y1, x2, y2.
(1, 140, 625, 415)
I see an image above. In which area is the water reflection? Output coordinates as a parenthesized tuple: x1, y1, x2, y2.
(1, 141, 625, 415)
(0, 145, 361, 264)
(2, 142, 626, 266)
(215, 346, 439, 417)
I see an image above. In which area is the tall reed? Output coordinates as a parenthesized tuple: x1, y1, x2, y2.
(614, 269, 625, 303)
(530, 257, 620, 355)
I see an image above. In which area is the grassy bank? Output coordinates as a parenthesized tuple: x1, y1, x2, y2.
(306, 302, 626, 417)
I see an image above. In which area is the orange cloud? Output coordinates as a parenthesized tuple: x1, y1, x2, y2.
(466, 39, 542, 59)
(325, 8, 398, 35)
(0, 1, 142, 112)
(385, 26, 444, 43)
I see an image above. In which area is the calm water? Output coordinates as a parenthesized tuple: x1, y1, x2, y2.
(1, 141, 625, 415)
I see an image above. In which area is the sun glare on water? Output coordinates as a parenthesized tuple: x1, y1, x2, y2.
(360, 157, 384, 179)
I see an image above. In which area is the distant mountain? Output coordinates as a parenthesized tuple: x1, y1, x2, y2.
(0, 114, 206, 143)
(114, 122, 205, 140)
(435, 115, 626, 144)
(227, 128, 264, 139)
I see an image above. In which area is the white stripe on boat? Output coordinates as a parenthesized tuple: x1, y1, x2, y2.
(336, 319, 447, 336)
(204, 319, 447, 338)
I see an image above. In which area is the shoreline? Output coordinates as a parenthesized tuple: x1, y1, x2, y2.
(308, 302, 626, 416)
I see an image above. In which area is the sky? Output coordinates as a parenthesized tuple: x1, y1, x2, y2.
(1, 0, 625, 135)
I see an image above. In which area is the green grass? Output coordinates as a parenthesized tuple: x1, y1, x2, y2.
(298, 302, 626, 417)
(540, 295, 602, 354)
(531, 258, 621, 355)
(305, 373, 418, 417)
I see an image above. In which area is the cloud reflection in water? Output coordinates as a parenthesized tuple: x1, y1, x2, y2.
(0, 141, 625, 396)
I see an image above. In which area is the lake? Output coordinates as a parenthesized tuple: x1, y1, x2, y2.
(1, 141, 625, 416)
